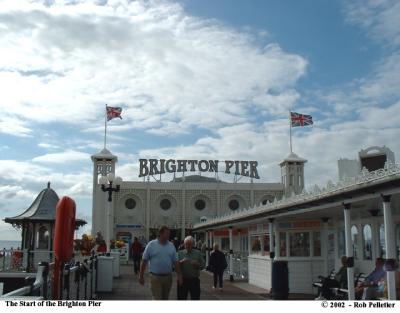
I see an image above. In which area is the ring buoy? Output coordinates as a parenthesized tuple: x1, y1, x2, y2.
(53, 196, 76, 299)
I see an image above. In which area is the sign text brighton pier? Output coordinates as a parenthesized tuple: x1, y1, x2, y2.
(139, 159, 260, 179)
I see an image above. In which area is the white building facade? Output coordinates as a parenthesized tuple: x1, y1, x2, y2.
(90, 148, 306, 244)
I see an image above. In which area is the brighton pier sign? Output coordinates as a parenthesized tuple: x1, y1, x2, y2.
(139, 159, 260, 179)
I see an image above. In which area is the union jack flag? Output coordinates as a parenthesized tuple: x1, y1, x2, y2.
(106, 105, 122, 121)
(290, 111, 313, 127)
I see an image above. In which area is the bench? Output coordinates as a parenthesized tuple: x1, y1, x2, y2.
(333, 273, 366, 299)
(312, 269, 335, 296)
(313, 271, 366, 300)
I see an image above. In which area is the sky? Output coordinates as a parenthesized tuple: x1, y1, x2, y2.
(1, 0, 400, 240)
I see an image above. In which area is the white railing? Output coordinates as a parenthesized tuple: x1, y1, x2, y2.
(0, 254, 98, 300)
(0, 249, 24, 272)
(195, 162, 400, 228)
(224, 253, 248, 281)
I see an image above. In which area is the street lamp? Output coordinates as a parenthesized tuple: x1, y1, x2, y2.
(99, 173, 123, 252)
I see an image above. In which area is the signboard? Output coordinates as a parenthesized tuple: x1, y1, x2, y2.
(115, 224, 143, 229)
(278, 220, 321, 229)
(139, 159, 260, 179)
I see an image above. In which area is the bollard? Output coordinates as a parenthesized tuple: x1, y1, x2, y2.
(75, 261, 81, 299)
(25, 276, 36, 296)
(64, 263, 71, 300)
(39, 262, 50, 300)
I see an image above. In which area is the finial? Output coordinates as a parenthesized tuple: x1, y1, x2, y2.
(47, 181, 51, 189)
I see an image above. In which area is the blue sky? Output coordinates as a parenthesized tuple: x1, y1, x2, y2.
(1, 0, 400, 240)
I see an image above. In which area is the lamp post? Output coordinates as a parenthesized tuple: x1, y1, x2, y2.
(99, 173, 122, 252)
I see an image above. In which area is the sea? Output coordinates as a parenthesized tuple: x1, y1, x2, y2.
(0, 240, 21, 250)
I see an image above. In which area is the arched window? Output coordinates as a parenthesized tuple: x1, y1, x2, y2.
(363, 224, 372, 260)
(380, 224, 386, 258)
(396, 224, 400, 261)
(36, 225, 49, 250)
(351, 225, 358, 259)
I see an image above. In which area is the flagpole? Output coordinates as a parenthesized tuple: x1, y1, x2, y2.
(104, 104, 107, 149)
(289, 110, 293, 153)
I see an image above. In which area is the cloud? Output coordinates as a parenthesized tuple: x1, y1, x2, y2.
(344, 0, 400, 47)
(32, 150, 91, 163)
(0, 116, 32, 137)
(0, 0, 307, 136)
(130, 109, 400, 188)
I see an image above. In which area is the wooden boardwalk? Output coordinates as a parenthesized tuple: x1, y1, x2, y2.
(96, 264, 267, 300)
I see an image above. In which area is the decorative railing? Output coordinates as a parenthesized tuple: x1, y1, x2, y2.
(224, 252, 248, 281)
(195, 162, 400, 228)
(0, 249, 24, 272)
(0, 254, 98, 300)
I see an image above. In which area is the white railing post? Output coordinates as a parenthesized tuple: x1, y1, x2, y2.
(382, 194, 397, 300)
(343, 203, 355, 300)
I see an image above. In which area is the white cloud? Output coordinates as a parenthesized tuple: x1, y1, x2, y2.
(32, 150, 91, 163)
(344, 0, 400, 47)
(0, 116, 32, 137)
(0, 0, 307, 136)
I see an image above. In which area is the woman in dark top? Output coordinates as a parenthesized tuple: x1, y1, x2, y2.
(209, 243, 227, 291)
(317, 256, 348, 300)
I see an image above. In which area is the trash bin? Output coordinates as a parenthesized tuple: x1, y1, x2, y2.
(271, 260, 289, 300)
(110, 251, 120, 278)
(97, 256, 114, 292)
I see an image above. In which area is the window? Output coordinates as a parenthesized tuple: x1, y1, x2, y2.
(194, 199, 206, 211)
(289, 232, 310, 257)
(228, 199, 240, 211)
(160, 199, 171, 210)
(240, 235, 248, 253)
(250, 235, 261, 254)
(279, 232, 287, 257)
(221, 238, 229, 252)
(313, 231, 321, 256)
(289, 174, 294, 186)
(263, 234, 270, 253)
(36, 226, 49, 250)
(125, 198, 136, 210)
(363, 224, 372, 260)
(351, 225, 358, 259)
(379, 224, 386, 258)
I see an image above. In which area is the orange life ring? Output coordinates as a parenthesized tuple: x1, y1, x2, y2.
(53, 196, 76, 299)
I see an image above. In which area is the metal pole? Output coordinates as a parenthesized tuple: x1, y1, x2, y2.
(343, 203, 355, 300)
(382, 194, 396, 300)
(106, 199, 111, 252)
(229, 227, 234, 282)
(322, 217, 329, 276)
(104, 104, 107, 149)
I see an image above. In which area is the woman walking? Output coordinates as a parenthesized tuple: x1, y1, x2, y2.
(209, 243, 227, 291)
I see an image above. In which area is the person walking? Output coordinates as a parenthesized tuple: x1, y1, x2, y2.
(177, 236, 205, 300)
(131, 237, 142, 274)
(139, 226, 183, 300)
(209, 243, 227, 291)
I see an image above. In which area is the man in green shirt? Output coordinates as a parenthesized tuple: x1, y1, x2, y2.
(177, 236, 205, 300)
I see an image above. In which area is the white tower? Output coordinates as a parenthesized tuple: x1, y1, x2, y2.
(91, 148, 118, 237)
(279, 152, 307, 196)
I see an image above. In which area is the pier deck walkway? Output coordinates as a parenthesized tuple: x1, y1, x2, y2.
(97, 264, 313, 300)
